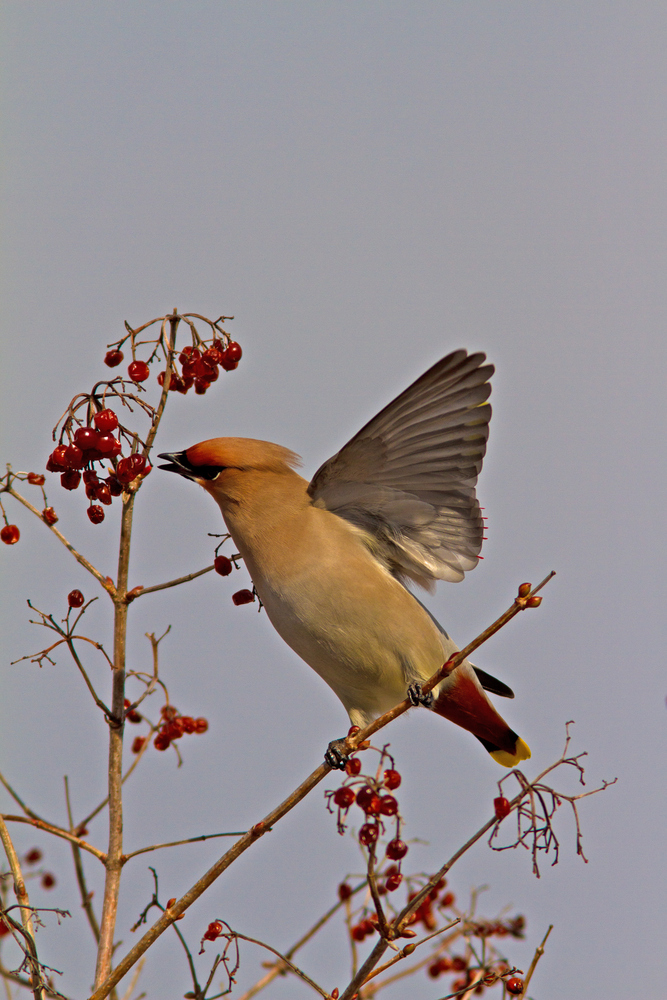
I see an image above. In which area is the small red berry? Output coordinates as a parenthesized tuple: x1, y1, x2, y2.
(96, 432, 119, 454)
(441, 891, 455, 907)
(355, 786, 376, 811)
(194, 378, 210, 395)
(379, 795, 398, 816)
(95, 483, 112, 505)
(214, 555, 233, 576)
(494, 796, 511, 821)
(505, 978, 524, 995)
(131, 736, 146, 753)
(63, 444, 84, 469)
(194, 717, 209, 733)
(41, 873, 56, 890)
(226, 341, 242, 363)
(94, 409, 119, 432)
(42, 507, 58, 525)
(203, 347, 223, 366)
(338, 882, 353, 901)
(154, 732, 171, 751)
(358, 823, 380, 846)
(87, 504, 105, 524)
(128, 360, 150, 382)
(106, 476, 123, 496)
(68, 590, 85, 608)
(0, 920, 10, 937)
(27, 472, 45, 486)
(74, 427, 100, 450)
(383, 769, 402, 790)
(345, 758, 362, 776)
(180, 716, 196, 734)
(204, 920, 223, 940)
(385, 838, 408, 861)
(61, 470, 81, 491)
(385, 872, 402, 892)
(83, 469, 100, 484)
(1, 524, 20, 544)
(24, 848, 42, 864)
(105, 349, 124, 367)
(161, 704, 179, 720)
(350, 923, 366, 942)
(126, 707, 142, 724)
(220, 351, 238, 372)
(178, 346, 194, 363)
(53, 444, 69, 466)
(127, 453, 147, 473)
(232, 588, 255, 606)
(333, 786, 355, 808)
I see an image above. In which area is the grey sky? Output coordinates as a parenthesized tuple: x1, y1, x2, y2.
(2, 4, 665, 998)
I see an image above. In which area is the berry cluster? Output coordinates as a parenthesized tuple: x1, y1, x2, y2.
(152, 705, 209, 752)
(154, 340, 242, 396)
(406, 878, 455, 933)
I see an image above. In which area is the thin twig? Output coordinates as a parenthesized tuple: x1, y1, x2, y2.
(122, 831, 247, 863)
(518, 924, 553, 997)
(132, 565, 214, 598)
(233, 934, 329, 999)
(0, 815, 43, 999)
(1, 816, 105, 862)
(64, 777, 101, 942)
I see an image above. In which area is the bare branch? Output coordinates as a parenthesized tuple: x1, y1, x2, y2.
(1, 816, 106, 862)
(64, 777, 101, 943)
(131, 564, 215, 598)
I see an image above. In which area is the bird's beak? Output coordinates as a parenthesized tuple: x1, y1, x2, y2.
(157, 451, 198, 480)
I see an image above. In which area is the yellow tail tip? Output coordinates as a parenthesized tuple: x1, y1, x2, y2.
(490, 737, 532, 768)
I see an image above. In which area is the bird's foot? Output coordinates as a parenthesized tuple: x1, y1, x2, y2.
(407, 683, 434, 709)
(325, 738, 349, 770)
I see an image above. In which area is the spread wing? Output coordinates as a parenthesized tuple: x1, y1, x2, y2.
(307, 350, 493, 588)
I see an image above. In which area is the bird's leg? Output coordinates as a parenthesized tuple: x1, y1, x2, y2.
(407, 682, 434, 709)
(325, 737, 350, 769)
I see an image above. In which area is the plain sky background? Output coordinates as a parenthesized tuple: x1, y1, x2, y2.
(1, 4, 665, 998)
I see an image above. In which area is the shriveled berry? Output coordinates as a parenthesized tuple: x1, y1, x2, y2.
(358, 823, 380, 846)
(128, 360, 150, 382)
(214, 555, 233, 576)
(203, 347, 223, 365)
(106, 476, 123, 496)
(74, 427, 100, 450)
(154, 732, 171, 751)
(96, 483, 112, 505)
(83, 469, 100, 484)
(232, 589, 255, 605)
(166, 717, 185, 739)
(41, 873, 56, 889)
(53, 444, 69, 465)
(1, 524, 20, 544)
(87, 505, 105, 524)
(68, 590, 85, 608)
(204, 920, 223, 941)
(126, 708, 142, 724)
(350, 923, 367, 942)
(127, 453, 147, 473)
(115, 457, 137, 484)
(161, 704, 179, 720)
(131, 736, 146, 753)
(379, 795, 398, 816)
(63, 444, 84, 469)
(385, 872, 402, 892)
(505, 978, 524, 995)
(105, 349, 124, 367)
(178, 346, 193, 363)
(25, 848, 42, 864)
(27, 473, 45, 486)
(61, 470, 81, 491)
(180, 716, 196, 734)
(494, 796, 511, 821)
(338, 882, 352, 901)
(345, 758, 362, 776)
(451, 956, 468, 972)
(385, 838, 408, 861)
(226, 341, 242, 363)
(194, 379, 210, 395)
(94, 409, 119, 432)
(194, 717, 208, 733)
(333, 786, 355, 808)
(42, 507, 58, 525)
(383, 769, 401, 790)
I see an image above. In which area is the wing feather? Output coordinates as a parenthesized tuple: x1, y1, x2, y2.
(308, 351, 493, 587)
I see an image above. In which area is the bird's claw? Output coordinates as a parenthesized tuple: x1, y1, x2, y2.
(407, 683, 434, 709)
(325, 738, 349, 770)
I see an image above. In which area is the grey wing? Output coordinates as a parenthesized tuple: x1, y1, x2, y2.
(308, 350, 493, 587)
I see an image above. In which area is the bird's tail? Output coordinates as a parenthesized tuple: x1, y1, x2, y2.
(433, 663, 531, 767)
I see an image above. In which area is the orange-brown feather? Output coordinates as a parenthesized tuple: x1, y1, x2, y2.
(186, 437, 301, 473)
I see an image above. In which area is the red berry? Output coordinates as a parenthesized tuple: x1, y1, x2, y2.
(94, 409, 119, 432)
(41, 873, 56, 889)
(27, 472, 45, 486)
(379, 795, 398, 816)
(202, 363, 219, 382)
(161, 704, 179, 720)
(350, 923, 366, 942)
(178, 346, 193, 363)
(105, 349, 124, 367)
(96, 483, 112, 505)
(333, 786, 355, 809)
(128, 360, 150, 382)
(126, 708, 142, 723)
(74, 427, 100, 450)
(385, 838, 408, 861)
(232, 589, 255, 606)
(506, 978, 524, 995)
(385, 872, 402, 892)
(87, 505, 105, 524)
(441, 891, 455, 907)
(1, 524, 20, 545)
(0, 920, 10, 937)
(226, 341, 242, 363)
(106, 476, 123, 496)
(166, 717, 185, 739)
(127, 453, 147, 474)
(194, 379, 210, 395)
(96, 432, 118, 454)
(494, 796, 511, 821)
(383, 769, 402, 790)
(338, 882, 352, 901)
(42, 507, 58, 525)
(194, 717, 208, 733)
(345, 758, 362, 776)
(157, 370, 166, 386)
(214, 555, 233, 576)
(131, 736, 146, 753)
(61, 470, 81, 491)
(180, 716, 196, 734)
(63, 444, 84, 469)
(24, 848, 42, 864)
(53, 444, 69, 465)
(68, 590, 85, 608)
(203, 347, 223, 366)
(355, 786, 378, 812)
(358, 823, 380, 846)
(205, 920, 223, 940)
(220, 350, 238, 371)
(154, 732, 171, 751)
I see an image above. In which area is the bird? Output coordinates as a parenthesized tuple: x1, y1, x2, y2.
(158, 349, 530, 768)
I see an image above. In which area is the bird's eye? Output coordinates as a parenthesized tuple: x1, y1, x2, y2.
(194, 465, 226, 481)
